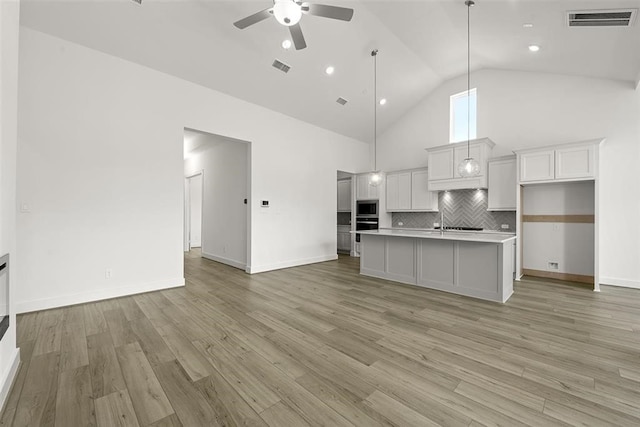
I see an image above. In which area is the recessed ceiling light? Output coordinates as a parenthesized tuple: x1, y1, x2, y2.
(325, 66, 335, 75)
(282, 39, 292, 50)
(528, 45, 540, 52)
(379, 98, 387, 106)
(523, 23, 534, 28)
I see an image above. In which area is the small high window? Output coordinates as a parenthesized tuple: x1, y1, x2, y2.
(450, 88, 477, 143)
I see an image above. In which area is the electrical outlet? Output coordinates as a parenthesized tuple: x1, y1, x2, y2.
(548, 262, 559, 270)
(105, 269, 113, 279)
(398, 222, 404, 226)
(501, 224, 509, 229)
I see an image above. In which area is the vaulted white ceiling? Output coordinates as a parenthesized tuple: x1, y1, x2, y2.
(20, 0, 640, 143)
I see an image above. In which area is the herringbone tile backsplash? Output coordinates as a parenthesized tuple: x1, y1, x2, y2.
(392, 189, 516, 232)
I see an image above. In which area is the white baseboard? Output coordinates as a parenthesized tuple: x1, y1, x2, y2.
(201, 252, 246, 270)
(16, 277, 185, 314)
(0, 348, 20, 414)
(600, 276, 640, 290)
(247, 254, 338, 274)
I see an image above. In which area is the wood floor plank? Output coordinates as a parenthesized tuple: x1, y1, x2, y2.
(191, 342, 281, 413)
(148, 413, 183, 427)
(363, 390, 441, 427)
(95, 390, 140, 427)
(259, 401, 312, 427)
(194, 370, 268, 427)
(55, 364, 95, 427)
(9, 252, 640, 427)
(32, 309, 63, 356)
(86, 332, 127, 398)
(103, 308, 137, 348)
(115, 342, 174, 425)
(157, 323, 215, 382)
(12, 352, 59, 427)
(0, 340, 35, 426)
(153, 360, 221, 426)
(83, 303, 108, 336)
(59, 318, 89, 372)
(129, 317, 175, 368)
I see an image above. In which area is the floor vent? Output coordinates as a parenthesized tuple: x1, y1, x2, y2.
(567, 9, 637, 27)
(336, 97, 348, 106)
(272, 59, 291, 73)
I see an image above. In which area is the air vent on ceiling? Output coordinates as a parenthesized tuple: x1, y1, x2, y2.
(131, 0, 142, 5)
(567, 9, 637, 27)
(272, 59, 291, 73)
(336, 97, 348, 106)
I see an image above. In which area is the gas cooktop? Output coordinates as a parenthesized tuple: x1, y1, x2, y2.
(435, 226, 483, 231)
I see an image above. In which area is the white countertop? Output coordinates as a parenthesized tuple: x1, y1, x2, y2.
(354, 228, 517, 243)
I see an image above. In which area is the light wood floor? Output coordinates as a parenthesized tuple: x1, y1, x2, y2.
(2, 251, 640, 426)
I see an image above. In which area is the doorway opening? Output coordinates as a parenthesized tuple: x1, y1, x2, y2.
(183, 128, 250, 271)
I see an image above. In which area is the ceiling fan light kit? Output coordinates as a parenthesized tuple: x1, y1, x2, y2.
(273, 0, 302, 26)
(233, 0, 354, 50)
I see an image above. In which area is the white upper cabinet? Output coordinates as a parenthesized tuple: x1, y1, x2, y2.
(337, 179, 351, 212)
(386, 168, 438, 212)
(356, 173, 381, 200)
(411, 169, 438, 211)
(555, 144, 595, 180)
(426, 138, 495, 191)
(520, 150, 555, 182)
(386, 172, 411, 211)
(427, 148, 454, 181)
(487, 156, 517, 211)
(517, 140, 600, 184)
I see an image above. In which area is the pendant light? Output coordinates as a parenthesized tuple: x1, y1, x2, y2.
(457, 0, 480, 178)
(369, 49, 382, 186)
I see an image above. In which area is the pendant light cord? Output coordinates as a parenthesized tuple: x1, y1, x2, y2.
(467, 0, 472, 158)
(372, 49, 378, 171)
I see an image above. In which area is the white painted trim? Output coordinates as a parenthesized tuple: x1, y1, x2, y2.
(16, 278, 185, 314)
(600, 277, 640, 289)
(247, 254, 338, 274)
(201, 251, 246, 270)
(0, 348, 20, 414)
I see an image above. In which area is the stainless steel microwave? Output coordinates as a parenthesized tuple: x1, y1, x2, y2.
(356, 200, 378, 217)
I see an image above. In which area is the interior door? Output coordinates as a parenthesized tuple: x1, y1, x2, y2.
(188, 174, 203, 248)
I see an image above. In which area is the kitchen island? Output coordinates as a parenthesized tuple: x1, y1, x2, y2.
(357, 229, 517, 303)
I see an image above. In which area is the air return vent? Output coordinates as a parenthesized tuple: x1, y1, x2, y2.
(272, 59, 291, 73)
(336, 97, 348, 106)
(567, 9, 637, 27)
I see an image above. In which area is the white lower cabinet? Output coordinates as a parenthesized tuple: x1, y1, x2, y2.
(337, 226, 351, 252)
(386, 168, 438, 212)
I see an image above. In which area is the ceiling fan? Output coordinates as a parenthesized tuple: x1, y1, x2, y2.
(233, 0, 354, 50)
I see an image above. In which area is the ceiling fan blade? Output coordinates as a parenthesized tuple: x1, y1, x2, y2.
(289, 24, 307, 50)
(233, 8, 273, 29)
(301, 3, 354, 21)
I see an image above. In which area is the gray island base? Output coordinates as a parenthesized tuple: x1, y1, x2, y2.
(357, 229, 517, 303)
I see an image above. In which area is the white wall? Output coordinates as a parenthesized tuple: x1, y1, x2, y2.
(0, 0, 21, 410)
(184, 135, 248, 269)
(16, 28, 369, 312)
(378, 69, 640, 288)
